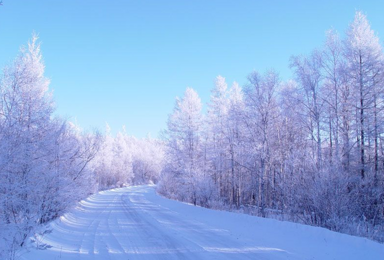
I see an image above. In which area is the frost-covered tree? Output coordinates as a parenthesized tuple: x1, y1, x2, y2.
(92, 124, 114, 189)
(0, 35, 55, 258)
(0, 35, 101, 259)
(344, 11, 384, 179)
(206, 76, 229, 197)
(290, 51, 324, 171)
(92, 125, 133, 189)
(225, 82, 246, 207)
(321, 30, 345, 169)
(244, 70, 280, 217)
(159, 87, 207, 205)
(112, 129, 134, 185)
(132, 136, 164, 184)
(92, 125, 165, 190)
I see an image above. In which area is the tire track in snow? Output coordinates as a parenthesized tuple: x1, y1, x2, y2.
(103, 192, 128, 257)
(21, 186, 304, 260)
(121, 188, 258, 260)
(120, 193, 194, 259)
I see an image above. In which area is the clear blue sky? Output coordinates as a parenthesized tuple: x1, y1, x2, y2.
(1, 1, 384, 137)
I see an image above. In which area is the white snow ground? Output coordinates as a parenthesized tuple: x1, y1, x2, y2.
(20, 185, 384, 260)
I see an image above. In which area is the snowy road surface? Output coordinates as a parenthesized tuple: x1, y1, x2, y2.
(21, 185, 384, 260)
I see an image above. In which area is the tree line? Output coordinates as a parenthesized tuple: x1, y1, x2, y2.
(158, 11, 384, 242)
(0, 35, 101, 259)
(0, 36, 164, 259)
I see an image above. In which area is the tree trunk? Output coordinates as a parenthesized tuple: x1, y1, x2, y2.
(359, 54, 365, 179)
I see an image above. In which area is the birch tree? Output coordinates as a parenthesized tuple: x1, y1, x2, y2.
(160, 88, 204, 204)
(244, 70, 280, 217)
(206, 76, 229, 197)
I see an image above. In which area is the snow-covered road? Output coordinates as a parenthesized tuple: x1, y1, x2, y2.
(21, 185, 384, 260)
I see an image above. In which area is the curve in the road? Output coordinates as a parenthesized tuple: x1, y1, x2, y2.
(19, 185, 384, 260)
